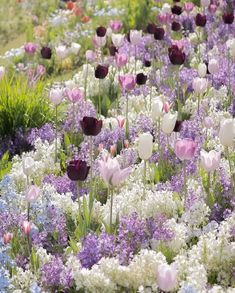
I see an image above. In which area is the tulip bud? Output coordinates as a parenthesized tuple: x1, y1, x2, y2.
(168, 45, 185, 65)
(96, 26, 107, 37)
(49, 88, 64, 105)
(115, 53, 128, 68)
(171, 5, 182, 15)
(118, 74, 136, 91)
(184, 2, 194, 13)
(130, 30, 142, 45)
(195, 14, 207, 27)
(95, 65, 109, 79)
(22, 157, 35, 176)
(152, 100, 164, 120)
(109, 20, 122, 32)
(174, 138, 197, 160)
(24, 42, 37, 55)
(117, 116, 125, 128)
(201, 0, 210, 8)
(171, 21, 181, 32)
(124, 140, 129, 148)
(208, 59, 219, 75)
(41, 46, 52, 59)
(136, 73, 147, 85)
(138, 133, 153, 161)
(70, 42, 81, 55)
(3, 232, 13, 245)
(219, 118, 235, 147)
(157, 263, 177, 292)
(223, 12, 234, 25)
(67, 159, 90, 181)
(162, 112, 177, 134)
(80, 116, 103, 136)
(111, 33, 125, 48)
(204, 116, 213, 128)
(26, 185, 40, 203)
(200, 149, 221, 173)
(65, 87, 83, 103)
(93, 35, 106, 48)
(198, 63, 207, 78)
(110, 145, 116, 156)
(154, 28, 165, 40)
(192, 77, 208, 94)
(22, 221, 32, 235)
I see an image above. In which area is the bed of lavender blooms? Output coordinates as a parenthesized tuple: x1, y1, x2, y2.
(1, 0, 235, 292)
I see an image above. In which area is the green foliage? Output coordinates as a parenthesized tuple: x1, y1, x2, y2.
(0, 152, 12, 180)
(0, 75, 53, 138)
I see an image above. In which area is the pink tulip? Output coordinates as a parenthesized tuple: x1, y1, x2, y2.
(109, 20, 123, 32)
(209, 4, 217, 14)
(163, 101, 170, 113)
(184, 2, 194, 13)
(204, 117, 213, 129)
(22, 221, 32, 235)
(26, 185, 40, 203)
(124, 140, 129, 148)
(85, 50, 96, 62)
(200, 149, 221, 173)
(174, 139, 197, 161)
(157, 13, 172, 25)
(116, 116, 125, 128)
(118, 74, 136, 91)
(24, 42, 37, 55)
(115, 53, 128, 68)
(65, 87, 84, 103)
(157, 263, 177, 292)
(99, 157, 131, 186)
(110, 145, 116, 156)
(93, 35, 106, 48)
(3, 232, 13, 245)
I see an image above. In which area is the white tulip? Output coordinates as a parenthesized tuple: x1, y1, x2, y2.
(138, 133, 153, 160)
(130, 30, 142, 46)
(94, 35, 106, 48)
(49, 88, 63, 105)
(152, 100, 164, 120)
(226, 38, 235, 58)
(162, 3, 171, 13)
(200, 149, 221, 172)
(157, 263, 177, 292)
(70, 42, 81, 55)
(198, 63, 207, 78)
(219, 118, 235, 147)
(55, 45, 68, 59)
(208, 59, 219, 75)
(162, 112, 177, 134)
(111, 33, 125, 48)
(192, 77, 208, 94)
(201, 0, 210, 7)
(22, 157, 35, 176)
(0, 66, 5, 80)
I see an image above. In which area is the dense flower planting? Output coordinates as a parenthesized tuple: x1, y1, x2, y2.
(0, 0, 235, 292)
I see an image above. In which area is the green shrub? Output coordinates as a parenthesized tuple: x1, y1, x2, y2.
(0, 75, 53, 138)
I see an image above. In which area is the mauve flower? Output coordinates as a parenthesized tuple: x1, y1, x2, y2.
(49, 88, 64, 105)
(200, 150, 221, 173)
(154, 27, 165, 40)
(118, 74, 136, 91)
(171, 5, 182, 15)
(3, 232, 13, 245)
(55, 45, 68, 59)
(111, 33, 125, 48)
(109, 20, 122, 32)
(201, 0, 210, 8)
(223, 12, 234, 24)
(99, 157, 131, 186)
(168, 45, 185, 65)
(171, 21, 181, 31)
(184, 2, 194, 13)
(174, 138, 197, 160)
(65, 87, 83, 103)
(136, 73, 147, 85)
(95, 65, 109, 79)
(130, 30, 142, 45)
(22, 221, 32, 235)
(195, 14, 207, 27)
(146, 23, 157, 34)
(208, 59, 219, 75)
(41, 46, 52, 59)
(24, 42, 37, 55)
(157, 263, 177, 292)
(25, 185, 40, 203)
(96, 26, 107, 37)
(115, 53, 128, 68)
(93, 35, 106, 48)
(86, 50, 96, 62)
(80, 116, 103, 136)
(67, 160, 90, 181)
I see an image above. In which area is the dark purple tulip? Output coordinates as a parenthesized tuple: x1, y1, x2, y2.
(95, 65, 109, 79)
(126, 32, 131, 42)
(171, 5, 182, 15)
(173, 0, 180, 2)
(136, 73, 147, 85)
(67, 160, 90, 181)
(96, 26, 107, 37)
(144, 59, 151, 67)
(171, 21, 181, 31)
(109, 45, 118, 56)
(222, 12, 234, 24)
(154, 27, 165, 40)
(195, 14, 207, 27)
(146, 23, 157, 34)
(168, 45, 185, 65)
(80, 116, 103, 136)
(41, 46, 52, 59)
(173, 120, 183, 132)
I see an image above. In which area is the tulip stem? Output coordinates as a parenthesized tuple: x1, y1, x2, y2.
(109, 187, 114, 232)
(134, 45, 137, 75)
(98, 79, 101, 116)
(84, 62, 88, 100)
(183, 160, 187, 196)
(207, 172, 214, 207)
(143, 160, 147, 198)
(226, 147, 234, 194)
(125, 93, 129, 139)
(27, 203, 30, 222)
(227, 51, 231, 109)
(197, 94, 200, 115)
(55, 105, 58, 163)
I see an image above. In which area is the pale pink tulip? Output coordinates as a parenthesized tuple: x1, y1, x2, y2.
(116, 116, 125, 128)
(26, 185, 40, 203)
(65, 87, 84, 103)
(22, 221, 32, 235)
(115, 53, 128, 68)
(109, 20, 123, 32)
(118, 74, 136, 91)
(174, 139, 197, 160)
(157, 263, 177, 292)
(200, 149, 221, 172)
(3, 232, 13, 245)
(184, 2, 194, 13)
(24, 42, 37, 55)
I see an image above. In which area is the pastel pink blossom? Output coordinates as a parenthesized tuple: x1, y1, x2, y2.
(93, 35, 106, 48)
(200, 149, 221, 173)
(65, 87, 84, 103)
(26, 185, 40, 203)
(118, 74, 136, 91)
(85, 50, 96, 62)
(116, 116, 125, 128)
(22, 221, 32, 235)
(157, 13, 172, 24)
(115, 53, 128, 68)
(157, 263, 177, 292)
(109, 20, 123, 32)
(174, 139, 197, 161)
(3, 232, 13, 245)
(24, 42, 37, 55)
(163, 101, 170, 113)
(184, 2, 194, 13)
(99, 157, 131, 186)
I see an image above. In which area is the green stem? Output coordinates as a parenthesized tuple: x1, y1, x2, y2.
(98, 79, 101, 116)
(226, 147, 234, 194)
(125, 93, 129, 139)
(134, 45, 137, 75)
(84, 63, 88, 100)
(55, 105, 58, 163)
(89, 136, 93, 213)
(109, 187, 113, 232)
(183, 160, 187, 196)
(143, 160, 147, 198)
(207, 172, 214, 207)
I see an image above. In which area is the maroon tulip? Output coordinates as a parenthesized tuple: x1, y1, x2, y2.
(173, 0, 180, 2)
(195, 14, 207, 27)
(168, 45, 185, 65)
(67, 160, 90, 181)
(80, 116, 103, 136)
(96, 26, 107, 37)
(173, 120, 183, 132)
(95, 65, 109, 79)
(136, 73, 147, 85)
(171, 21, 181, 31)
(126, 32, 131, 43)
(222, 12, 234, 24)
(146, 23, 157, 34)
(144, 59, 151, 67)
(154, 27, 165, 40)
(171, 5, 182, 15)
(109, 45, 118, 56)
(41, 46, 52, 59)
